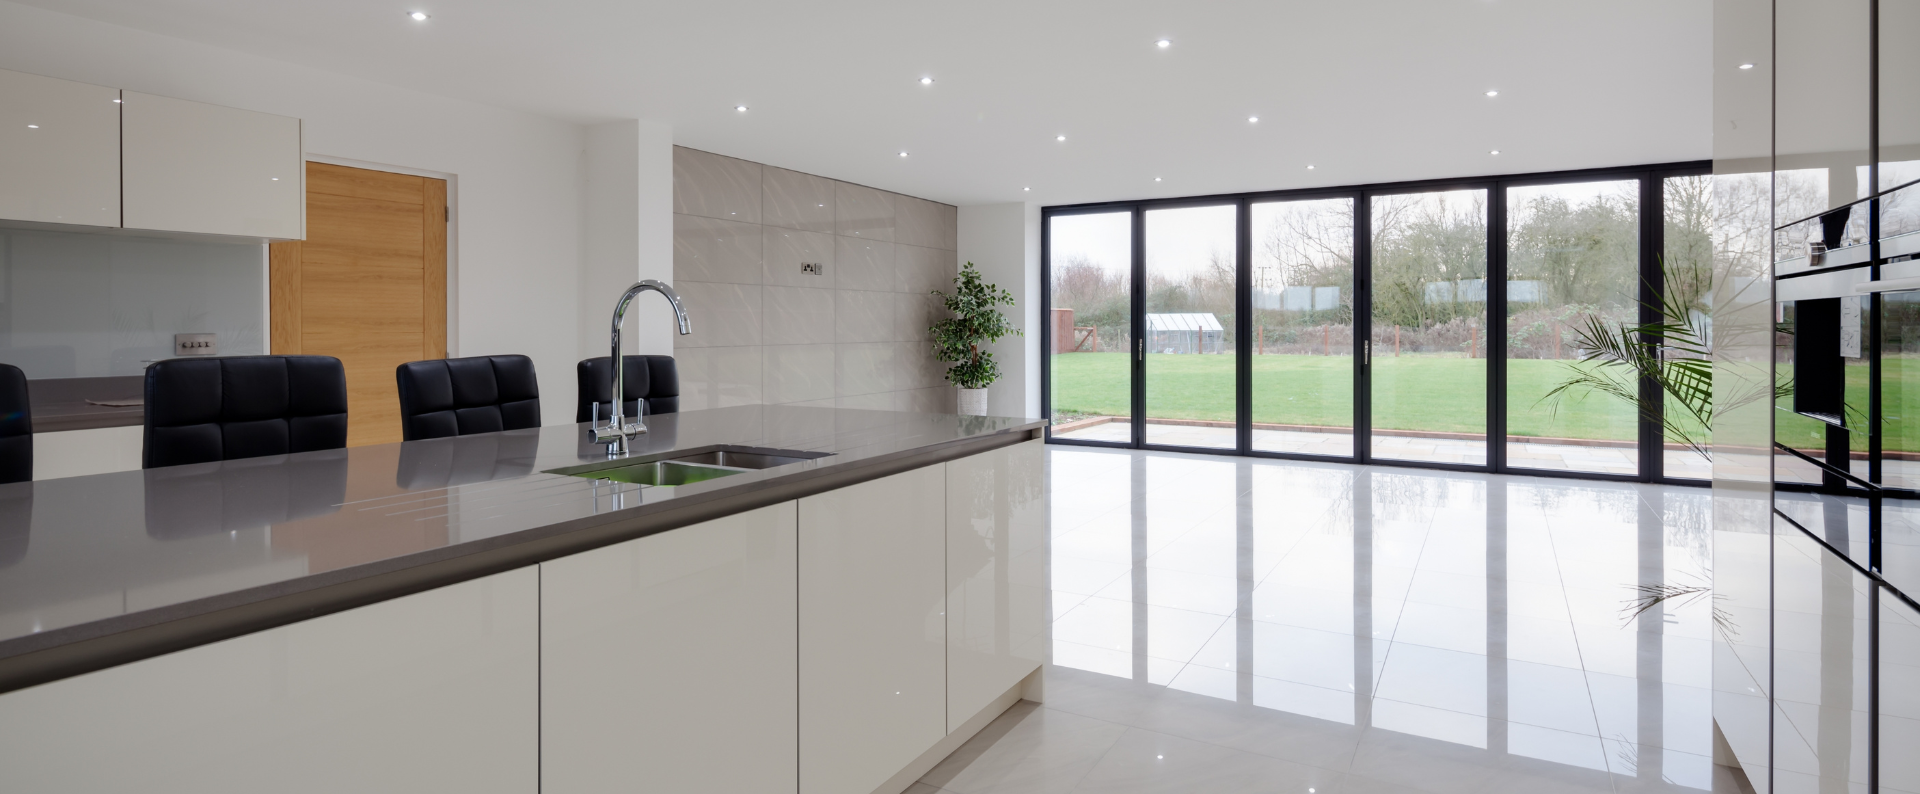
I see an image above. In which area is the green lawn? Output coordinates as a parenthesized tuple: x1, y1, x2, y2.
(1774, 358, 1920, 454)
(1053, 352, 1669, 442)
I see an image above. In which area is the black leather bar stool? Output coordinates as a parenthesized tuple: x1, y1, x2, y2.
(395, 355, 541, 441)
(0, 364, 31, 484)
(575, 355, 679, 423)
(144, 355, 349, 469)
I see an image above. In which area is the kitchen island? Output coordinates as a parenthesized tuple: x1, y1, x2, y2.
(0, 405, 1046, 794)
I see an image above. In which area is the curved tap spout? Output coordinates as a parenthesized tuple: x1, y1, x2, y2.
(601, 280, 692, 451)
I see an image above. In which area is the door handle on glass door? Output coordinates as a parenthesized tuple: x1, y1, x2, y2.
(1138, 339, 1144, 361)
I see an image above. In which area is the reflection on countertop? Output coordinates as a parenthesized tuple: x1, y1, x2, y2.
(27, 376, 145, 433)
(0, 405, 1041, 667)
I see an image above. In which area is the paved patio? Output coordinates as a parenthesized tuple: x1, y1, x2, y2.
(1053, 419, 1713, 479)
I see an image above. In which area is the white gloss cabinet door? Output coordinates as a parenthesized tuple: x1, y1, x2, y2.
(0, 68, 119, 228)
(122, 91, 302, 239)
(0, 567, 539, 794)
(540, 503, 799, 794)
(799, 463, 947, 794)
(945, 439, 1046, 731)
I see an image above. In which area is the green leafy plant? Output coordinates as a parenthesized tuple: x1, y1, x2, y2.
(1539, 259, 1782, 463)
(930, 262, 1020, 390)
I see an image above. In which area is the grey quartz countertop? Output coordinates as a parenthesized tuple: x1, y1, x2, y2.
(0, 405, 1043, 692)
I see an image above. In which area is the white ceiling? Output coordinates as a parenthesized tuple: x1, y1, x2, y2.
(14, 0, 1713, 207)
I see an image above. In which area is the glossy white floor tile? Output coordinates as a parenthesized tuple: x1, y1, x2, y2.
(920, 447, 1752, 794)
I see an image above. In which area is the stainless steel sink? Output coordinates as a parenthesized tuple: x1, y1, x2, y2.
(664, 449, 822, 469)
(548, 445, 832, 485)
(574, 460, 744, 486)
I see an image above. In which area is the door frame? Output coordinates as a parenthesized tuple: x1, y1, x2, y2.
(1040, 160, 1713, 486)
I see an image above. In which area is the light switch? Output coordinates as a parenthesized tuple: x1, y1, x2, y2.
(175, 333, 217, 356)
(801, 262, 824, 275)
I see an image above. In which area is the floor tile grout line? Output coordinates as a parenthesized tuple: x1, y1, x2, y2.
(1533, 495, 1621, 792)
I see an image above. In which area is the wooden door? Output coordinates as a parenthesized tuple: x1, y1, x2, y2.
(271, 162, 446, 447)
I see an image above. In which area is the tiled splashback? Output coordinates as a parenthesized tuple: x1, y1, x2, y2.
(672, 146, 959, 413)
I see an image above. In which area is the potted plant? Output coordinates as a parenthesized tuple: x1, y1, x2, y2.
(930, 262, 1019, 415)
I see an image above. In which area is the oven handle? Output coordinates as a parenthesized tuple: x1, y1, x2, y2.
(1853, 276, 1920, 294)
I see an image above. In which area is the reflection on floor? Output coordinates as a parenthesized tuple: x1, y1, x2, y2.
(913, 447, 1747, 794)
(1051, 420, 1714, 480)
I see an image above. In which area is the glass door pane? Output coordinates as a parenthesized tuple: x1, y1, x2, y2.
(1504, 179, 1641, 475)
(1143, 205, 1237, 450)
(1250, 197, 1355, 457)
(1049, 212, 1133, 443)
(1369, 190, 1489, 465)
(1661, 175, 1715, 481)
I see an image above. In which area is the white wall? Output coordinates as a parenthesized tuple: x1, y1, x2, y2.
(581, 120, 676, 363)
(0, 0, 591, 427)
(957, 203, 1040, 419)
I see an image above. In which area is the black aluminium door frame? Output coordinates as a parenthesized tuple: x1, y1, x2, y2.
(1136, 197, 1242, 456)
(1039, 160, 1712, 485)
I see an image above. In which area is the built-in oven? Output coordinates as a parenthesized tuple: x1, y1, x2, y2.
(1773, 186, 1920, 596)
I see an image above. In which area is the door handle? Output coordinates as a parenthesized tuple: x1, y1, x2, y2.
(1137, 339, 1144, 361)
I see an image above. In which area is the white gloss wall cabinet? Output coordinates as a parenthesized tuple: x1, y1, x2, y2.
(799, 464, 948, 794)
(540, 503, 799, 794)
(945, 439, 1045, 732)
(0, 69, 120, 228)
(0, 567, 539, 794)
(121, 91, 302, 239)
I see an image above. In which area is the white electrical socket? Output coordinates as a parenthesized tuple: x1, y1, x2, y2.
(175, 333, 217, 356)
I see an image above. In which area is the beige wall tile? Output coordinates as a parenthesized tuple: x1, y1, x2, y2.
(675, 345, 764, 409)
(835, 342, 896, 397)
(894, 244, 956, 295)
(763, 167, 835, 233)
(835, 391, 896, 411)
(673, 147, 762, 223)
(891, 341, 945, 391)
(835, 182, 894, 242)
(763, 227, 835, 288)
(764, 286, 835, 346)
(894, 195, 955, 250)
(763, 344, 836, 404)
(673, 214, 763, 285)
(672, 152, 956, 415)
(835, 290, 896, 344)
(672, 281, 761, 348)
(834, 236, 895, 292)
(903, 386, 958, 414)
(894, 292, 940, 343)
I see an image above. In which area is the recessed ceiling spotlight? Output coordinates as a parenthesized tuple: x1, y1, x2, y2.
(1248, 116, 1259, 123)
(271, 177, 279, 181)
(112, 98, 122, 103)
(26, 124, 38, 129)
(1739, 63, 1755, 70)
(1485, 90, 1499, 97)
(1154, 177, 1163, 182)
(408, 11, 428, 21)
(1056, 135, 1067, 142)
(899, 151, 909, 157)
(735, 105, 748, 112)
(919, 76, 934, 85)
(1156, 39, 1171, 48)
(1306, 164, 1316, 170)
(1490, 149, 1501, 155)
(1023, 187, 1031, 191)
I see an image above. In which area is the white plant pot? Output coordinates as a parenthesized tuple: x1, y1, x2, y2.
(957, 387, 989, 416)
